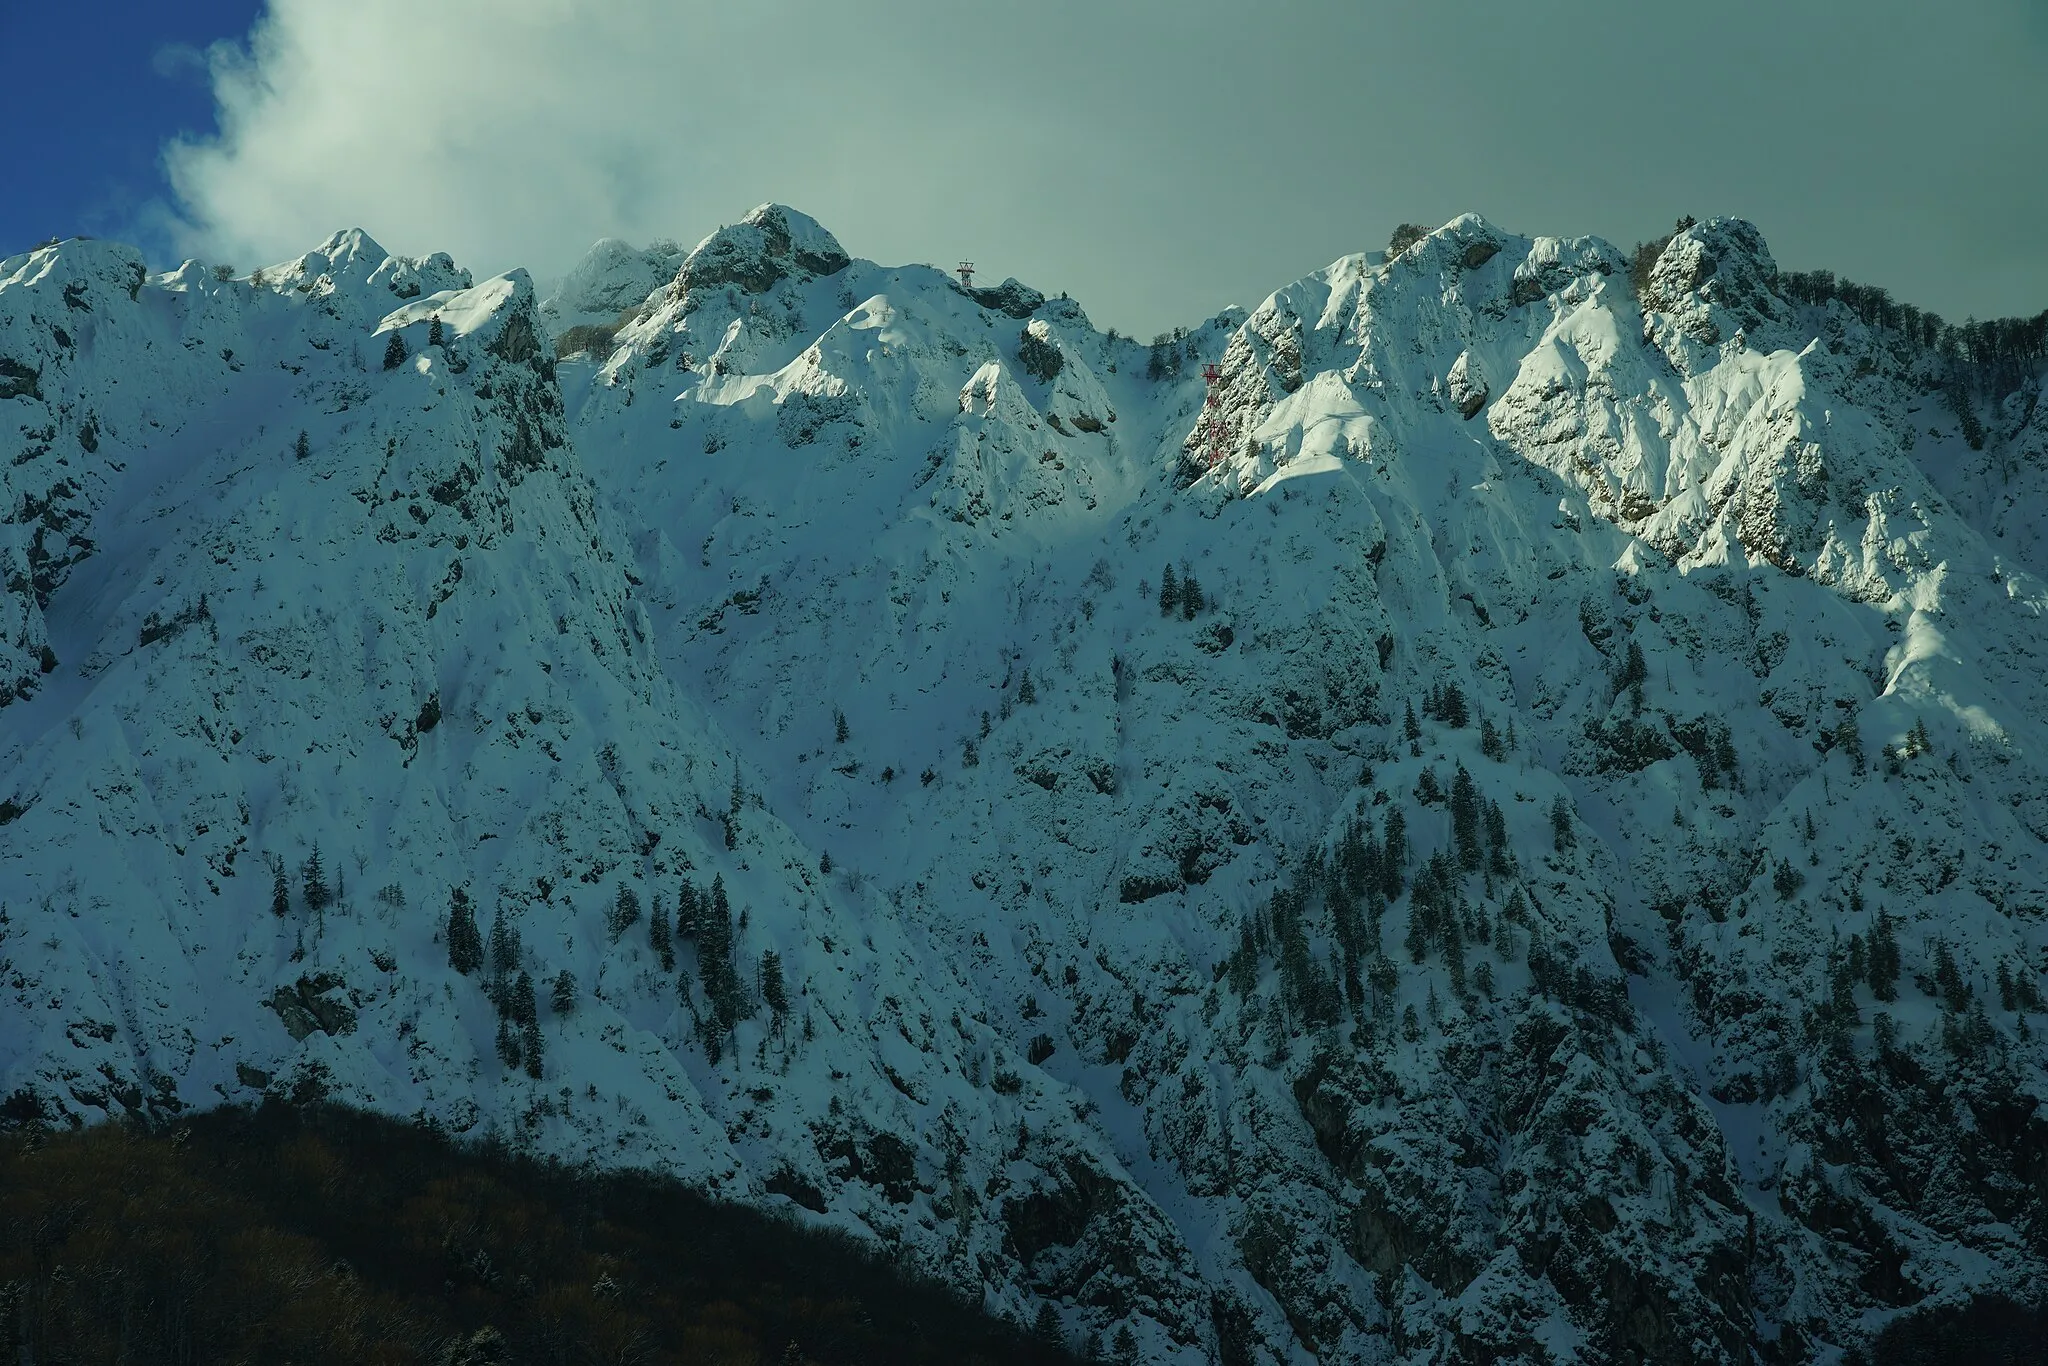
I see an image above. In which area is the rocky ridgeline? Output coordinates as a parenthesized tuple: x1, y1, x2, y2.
(2, 203, 2045, 1364)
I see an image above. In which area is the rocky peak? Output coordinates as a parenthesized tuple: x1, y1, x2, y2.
(1643, 216, 1794, 352)
(676, 203, 850, 300)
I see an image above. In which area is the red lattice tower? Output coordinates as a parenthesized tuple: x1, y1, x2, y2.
(956, 261, 975, 288)
(1200, 363, 1229, 472)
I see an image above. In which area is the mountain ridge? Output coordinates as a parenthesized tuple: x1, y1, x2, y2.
(3, 202, 2047, 1365)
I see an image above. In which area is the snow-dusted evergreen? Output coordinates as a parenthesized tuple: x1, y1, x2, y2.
(3, 202, 2045, 1364)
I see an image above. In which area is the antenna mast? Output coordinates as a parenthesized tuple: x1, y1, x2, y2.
(956, 261, 976, 289)
(1199, 363, 1229, 474)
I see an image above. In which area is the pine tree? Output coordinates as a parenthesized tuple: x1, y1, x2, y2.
(271, 862, 291, 918)
(447, 888, 483, 975)
(1550, 795, 1576, 851)
(382, 330, 408, 370)
(761, 949, 788, 1015)
(1401, 1004, 1423, 1042)
(1450, 764, 1482, 870)
(1834, 717, 1865, 772)
(511, 970, 538, 1028)
(1033, 1301, 1062, 1345)
(1404, 894, 1430, 964)
(675, 880, 700, 939)
(1868, 908, 1901, 1001)
(495, 1016, 521, 1069)
(302, 845, 331, 911)
(1485, 800, 1513, 877)
(1403, 699, 1421, 742)
(1933, 940, 1970, 1013)
(1439, 683, 1469, 729)
(1181, 571, 1203, 618)
(487, 908, 519, 1011)
(1615, 640, 1648, 698)
(607, 882, 642, 940)
(650, 896, 674, 972)
(1381, 808, 1407, 900)
(293, 430, 309, 461)
(1018, 670, 1036, 704)
(834, 708, 850, 744)
(428, 315, 444, 347)
(701, 875, 739, 1029)
(512, 971, 543, 1077)
(1158, 563, 1179, 616)
(550, 969, 577, 1015)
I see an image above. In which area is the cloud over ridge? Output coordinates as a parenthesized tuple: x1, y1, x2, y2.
(164, 0, 2048, 336)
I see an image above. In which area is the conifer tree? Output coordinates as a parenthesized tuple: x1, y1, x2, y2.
(1380, 808, 1407, 899)
(428, 315, 444, 347)
(1450, 764, 1482, 870)
(700, 875, 741, 1028)
(675, 880, 700, 939)
(1834, 717, 1865, 772)
(760, 949, 788, 1016)
(1615, 640, 1648, 698)
(1181, 571, 1203, 618)
(302, 845, 331, 911)
(512, 971, 542, 1076)
(1868, 908, 1902, 1001)
(495, 1015, 521, 1068)
(447, 887, 483, 975)
(293, 430, 309, 461)
(1484, 800, 1513, 877)
(511, 970, 538, 1028)
(608, 882, 642, 940)
(1158, 563, 1179, 616)
(271, 862, 291, 919)
(1018, 670, 1035, 704)
(1439, 683, 1469, 729)
(550, 969, 577, 1015)
(1550, 795, 1576, 851)
(834, 708, 850, 744)
(650, 896, 675, 972)
(1404, 699, 1421, 742)
(383, 330, 408, 370)
(487, 908, 519, 1011)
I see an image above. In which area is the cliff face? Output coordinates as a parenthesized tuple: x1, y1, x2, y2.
(3, 206, 2046, 1363)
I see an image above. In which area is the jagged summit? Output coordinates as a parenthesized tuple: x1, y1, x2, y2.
(4, 208, 2048, 1364)
(675, 202, 851, 297)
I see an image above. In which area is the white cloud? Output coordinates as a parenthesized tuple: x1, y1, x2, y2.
(163, 0, 2048, 336)
(164, 0, 1014, 291)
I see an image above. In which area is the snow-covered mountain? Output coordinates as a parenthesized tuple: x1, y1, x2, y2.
(4, 203, 2046, 1365)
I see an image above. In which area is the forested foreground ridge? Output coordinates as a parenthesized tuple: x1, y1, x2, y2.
(0, 1102, 1086, 1365)
(3, 206, 2048, 1362)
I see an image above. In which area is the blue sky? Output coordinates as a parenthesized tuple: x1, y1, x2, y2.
(6, 1, 2046, 338)
(0, 1, 262, 256)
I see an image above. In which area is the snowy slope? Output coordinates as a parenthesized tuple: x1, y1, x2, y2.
(5, 205, 2047, 1365)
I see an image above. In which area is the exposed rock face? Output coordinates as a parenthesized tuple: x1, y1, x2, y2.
(5, 211, 2048, 1364)
(673, 203, 850, 302)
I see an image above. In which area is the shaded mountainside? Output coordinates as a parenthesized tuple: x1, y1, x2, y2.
(3, 204, 2048, 1364)
(0, 1101, 1085, 1366)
